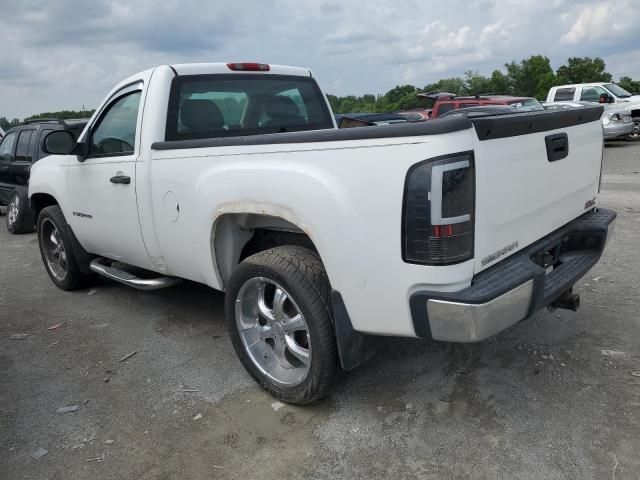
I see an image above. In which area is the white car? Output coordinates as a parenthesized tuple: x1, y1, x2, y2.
(546, 83, 640, 141)
(543, 101, 634, 140)
(29, 63, 616, 403)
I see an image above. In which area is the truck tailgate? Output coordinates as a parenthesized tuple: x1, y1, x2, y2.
(471, 106, 604, 273)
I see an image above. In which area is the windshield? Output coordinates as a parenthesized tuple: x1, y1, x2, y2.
(604, 83, 632, 98)
(508, 98, 544, 111)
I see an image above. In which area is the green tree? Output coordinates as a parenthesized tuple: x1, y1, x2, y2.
(556, 57, 612, 84)
(0, 117, 21, 130)
(463, 71, 493, 95)
(618, 76, 640, 94)
(505, 55, 556, 99)
(489, 70, 511, 95)
(422, 77, 465, 95)
(25, 109, 94, 122)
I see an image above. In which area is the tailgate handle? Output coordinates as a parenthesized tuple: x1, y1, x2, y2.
(545, 133, 569, 162)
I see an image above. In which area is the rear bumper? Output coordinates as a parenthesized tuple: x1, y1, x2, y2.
(410, 208, 616, 342)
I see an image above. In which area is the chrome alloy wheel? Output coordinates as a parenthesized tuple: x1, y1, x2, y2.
(235, 277, 311, 386)
(40, 218, 68, 282)
(7, 196, 18, 226)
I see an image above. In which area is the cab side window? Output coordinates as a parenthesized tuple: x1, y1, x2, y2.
(0, 132, 16, 160)
(15, 130, 35, 162)
(554, 88, 575, 101)
(90, 91, 141, 157)
(438, 103, 455, 114)
(580, 86, 607, 102)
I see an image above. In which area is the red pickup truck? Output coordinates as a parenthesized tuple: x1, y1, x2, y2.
(419, 92, 544, 118)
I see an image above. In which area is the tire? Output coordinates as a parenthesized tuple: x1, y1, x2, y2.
(6, 188, 35, 234)
(627, 120, 640, 142)
(225, 246, 338, 404)
(37, 205, 93, 291)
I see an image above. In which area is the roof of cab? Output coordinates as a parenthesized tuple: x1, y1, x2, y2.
(553, 82, 608, 89)
(170, 63, 312, 77)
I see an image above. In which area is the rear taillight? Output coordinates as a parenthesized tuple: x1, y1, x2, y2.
(226, 62, 270, 71)
(402, 152, 475, 265)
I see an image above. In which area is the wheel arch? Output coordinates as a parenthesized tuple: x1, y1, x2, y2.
(30, 193, 59, 223)
(211, 207, 321, 289)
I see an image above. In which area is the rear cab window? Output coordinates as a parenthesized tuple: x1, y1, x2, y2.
(165, 74, 334, 141)
(554, 88, 576, 101)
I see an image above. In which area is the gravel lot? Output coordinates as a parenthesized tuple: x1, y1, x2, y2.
(1, 142, 639, 480)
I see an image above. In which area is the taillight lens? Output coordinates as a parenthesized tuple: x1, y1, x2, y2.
(403, 152, 475, 265)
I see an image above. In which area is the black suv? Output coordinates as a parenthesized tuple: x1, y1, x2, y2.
(0, 119, 87, 233)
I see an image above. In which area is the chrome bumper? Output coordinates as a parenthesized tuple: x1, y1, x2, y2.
(410, 208, 617, 342)
(427, 281, 533, 342)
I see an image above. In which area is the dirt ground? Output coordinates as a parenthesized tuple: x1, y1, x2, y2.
(1, 142, 639, 480)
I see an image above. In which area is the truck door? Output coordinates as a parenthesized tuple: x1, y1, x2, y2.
(65, 84, 151, 268)
(10, 128, 36, 186)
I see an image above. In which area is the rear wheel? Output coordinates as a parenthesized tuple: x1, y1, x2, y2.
(225, 246, 338, 404)
(6, 188, 35, 234)
(37, 205, 93, 290)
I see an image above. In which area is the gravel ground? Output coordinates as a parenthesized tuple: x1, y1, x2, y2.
(1, 142, 639, 480)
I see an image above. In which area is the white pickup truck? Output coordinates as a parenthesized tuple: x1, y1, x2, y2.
(30, 62, 616, 403)
(546, 82, 640, 141)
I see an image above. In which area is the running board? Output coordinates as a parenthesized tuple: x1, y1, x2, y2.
(89, 258, 181, 290)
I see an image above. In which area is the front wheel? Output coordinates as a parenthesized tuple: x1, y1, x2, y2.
(225, 246, 338, 404)
(37, 205, 93, 291)
(6, 188, 35, 234)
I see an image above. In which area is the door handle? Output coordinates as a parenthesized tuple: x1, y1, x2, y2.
(110, 174, 131, 185)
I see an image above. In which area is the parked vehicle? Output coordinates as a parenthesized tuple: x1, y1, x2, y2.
(546, 83, 640, 141)
(0, 119, 87, 233)
(396, 109, 431, 122)
(335, 112, 409, 126)
(543, 102, 634, 140)
(31, 62, 615, 403)
(418, 92, 544, 118)
(438, 105, 516, 119)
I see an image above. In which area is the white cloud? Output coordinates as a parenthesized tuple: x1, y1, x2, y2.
(562, 1, 638, 44)
(0, 0, 639, 118)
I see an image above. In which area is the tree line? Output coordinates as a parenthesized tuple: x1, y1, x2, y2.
(2, 55, 640, 129)
(0, 110, 95, 131)
(327, 56, 640, 114)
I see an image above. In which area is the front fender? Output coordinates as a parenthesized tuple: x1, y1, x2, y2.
(28, 155, 71, 213)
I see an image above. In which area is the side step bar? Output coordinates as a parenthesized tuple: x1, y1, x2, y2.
(89, 258, 181, 291)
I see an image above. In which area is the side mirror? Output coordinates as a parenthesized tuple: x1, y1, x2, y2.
(43, 130, 76, 155)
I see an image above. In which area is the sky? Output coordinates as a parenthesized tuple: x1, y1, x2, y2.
(1, 0, 639, 119)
